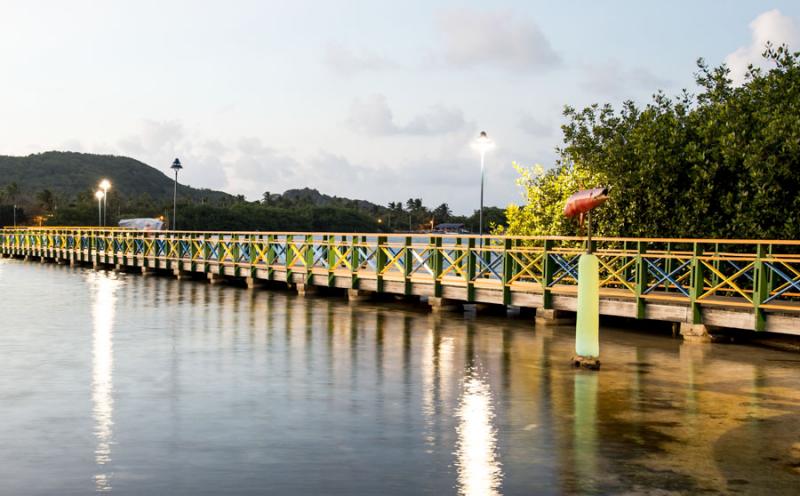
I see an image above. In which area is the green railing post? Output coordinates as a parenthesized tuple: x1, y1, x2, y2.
(753, 243, 770, 332)
(664, 242, 673, 292)
(285, 234, 294, 282)
(376, 235, 387, 293)
(690, 242, 704, 325)
(403, 236, 413, 295)
(542, 239, 555, 309)
(502, 238, 513, 305)
(466, 238, 476, 302)
(635, 241, 647, 319)
(266, 234, 276, 280)
(304, 234, 315, 285)
(433, 236, 443, 297)
(202, 234, 211, 273)
(249, 235, 258, 279)
(326, 235, 335, 287)
(351, 235, 360, 290)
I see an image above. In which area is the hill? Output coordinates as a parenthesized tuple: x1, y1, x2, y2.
(0, 151, 232, 205)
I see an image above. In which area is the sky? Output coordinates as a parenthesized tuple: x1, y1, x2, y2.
(1, 1, 799, 213)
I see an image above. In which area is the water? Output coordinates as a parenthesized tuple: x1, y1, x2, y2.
(1, 258, 799, 495)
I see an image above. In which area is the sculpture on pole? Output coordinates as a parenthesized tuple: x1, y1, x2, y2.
(564, 187, 608, 370)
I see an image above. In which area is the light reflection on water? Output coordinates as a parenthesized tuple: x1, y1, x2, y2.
(90, 272, 120, 492)
(455, 370, 502, 496)
(0, 258, 799, 495)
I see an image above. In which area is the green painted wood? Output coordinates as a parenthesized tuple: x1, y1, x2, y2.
(502, 238, 512, 305)
(376, 235, 387, 293)
(433, 237, 443, 298)
(304, 234, 314, 284)
(634, 241, 647, 319)
(690, 242, 704, 325)
(403, 236, 413, 295)
(466, 238, 476, 302)
(542, 239, 555, 309)
(753, 243, 770, 332)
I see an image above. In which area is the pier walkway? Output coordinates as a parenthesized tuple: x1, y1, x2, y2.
(2, 227, 800, 337)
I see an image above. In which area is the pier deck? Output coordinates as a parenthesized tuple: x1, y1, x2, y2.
(3, 228, 800, 336)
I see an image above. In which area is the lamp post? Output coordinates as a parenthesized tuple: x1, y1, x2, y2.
(99, 179, 111, 226)
(170, 158, 183, 231)
(471, 131, 494, 244)
(95, 190, 105, 227)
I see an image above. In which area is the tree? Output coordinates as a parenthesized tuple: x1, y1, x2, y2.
(432, 203, 452, 223)
(507, 43, 800, 239)
(36, 189, 56, 213)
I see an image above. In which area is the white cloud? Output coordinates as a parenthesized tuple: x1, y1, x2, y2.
(347, 94, 467, 136)
(517, 113, 554, 137)
(725, 9, 800, 85)
(436, 8, 560, 71)
(580, 60, 670, 96)
(323, 43, 397, 75)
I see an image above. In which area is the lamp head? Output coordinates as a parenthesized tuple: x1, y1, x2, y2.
(95, 190, 105, 200)
(99, 179, 111, 190)
(472, 131, 495, 154)
(171, 158, 183, 171)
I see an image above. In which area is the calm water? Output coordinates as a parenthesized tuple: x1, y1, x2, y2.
(1, 259, 799, 495)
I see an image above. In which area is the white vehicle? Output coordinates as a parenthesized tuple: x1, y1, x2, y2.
(118, 218, 165, 231)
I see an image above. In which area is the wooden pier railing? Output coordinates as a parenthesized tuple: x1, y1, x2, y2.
(3, 227, 800, 335)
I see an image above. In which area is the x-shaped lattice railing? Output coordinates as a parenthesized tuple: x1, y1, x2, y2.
(598, 255, 636, 292)
(380, 246, 406, 275)
(763, 261, 800, 303)
(410, 248, 433, 276)
(507, 251, 544, 285)
(644, 258, 691, 296)
(698, 259, 754, 303)
(549, 253, 579, 286)
(476, 252, 502, 280)
(439, 249, 469, 280)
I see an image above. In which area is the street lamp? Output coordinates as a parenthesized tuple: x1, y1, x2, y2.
(471, 131, 495, 241)
(95, 190, 105, 227)
(99, 179, 111, 226)
(170, 158, 183, 231)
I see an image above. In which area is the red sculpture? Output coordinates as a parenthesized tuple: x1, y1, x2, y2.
(564, 187, 608, 225)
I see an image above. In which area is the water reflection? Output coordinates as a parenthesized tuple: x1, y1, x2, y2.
(90, 272, 120, 492)
(455, 369, 503, 496)
(2, 260, 800, 495)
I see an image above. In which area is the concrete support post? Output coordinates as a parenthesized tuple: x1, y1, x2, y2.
(535, 308, 574, 325)
(347, 289, 372, 302)
(141, 266, 152, 277)
(245, 276, 257, 289)
(679, 322, 712, 343)
(296, 283, 317, 296)
(428, 296, 460, 312)
(207, 272, 221, 284)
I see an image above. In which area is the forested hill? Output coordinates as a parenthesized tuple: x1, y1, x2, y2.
(0, 151, 231, 204)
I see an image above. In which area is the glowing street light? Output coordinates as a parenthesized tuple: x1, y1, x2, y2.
(95, 190, 105, 227)
(471, 131, 495, 241)
(99, 179, 111, 226)
(170, 158, 183, 231)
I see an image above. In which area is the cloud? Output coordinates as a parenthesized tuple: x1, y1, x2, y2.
(580, 60, 670, 96)
(436, 8, 561, 71)
(517, 113, 554, 137)
(323, 43, 397, 75)
(347, 94, 467, 136)
(725, 9, 800, 85)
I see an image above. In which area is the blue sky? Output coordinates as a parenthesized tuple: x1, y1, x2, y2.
(1, 1, 799, 212)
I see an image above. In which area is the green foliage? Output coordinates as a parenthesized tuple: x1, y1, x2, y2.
(505, 162, 604, 236)
(508, 43, 800, 239)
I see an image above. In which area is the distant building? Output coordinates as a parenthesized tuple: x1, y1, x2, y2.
(433, 223, 468, 234)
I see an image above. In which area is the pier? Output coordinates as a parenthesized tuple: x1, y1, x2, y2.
(3, 227, 800, 338)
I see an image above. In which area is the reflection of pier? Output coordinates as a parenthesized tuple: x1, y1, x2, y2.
(4, 228, 800, 336)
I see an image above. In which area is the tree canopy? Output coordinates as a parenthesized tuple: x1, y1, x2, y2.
(506, 44, 800, 240)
